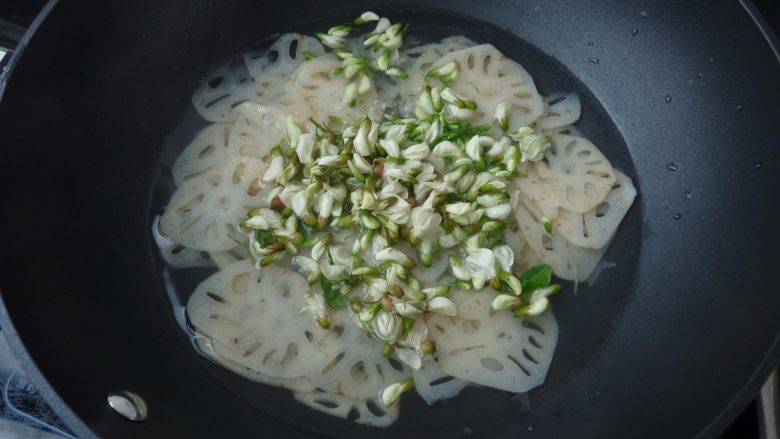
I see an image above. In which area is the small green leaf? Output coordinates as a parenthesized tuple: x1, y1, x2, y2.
(328, 115, 344, 125)
(320, 274, 346, 309)
(519, 264, 552, 294)
(255, 229, 275, 247)
(303, 51, 316, 60)
(401, 316, 415, 334)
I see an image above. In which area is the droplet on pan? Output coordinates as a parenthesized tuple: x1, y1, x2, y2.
(640, 10, 648, 18)
(735, 104, 743, 111)
(673, 213, 682, 220)
(684, 190, 693, 200)
(666, 162, 679, 172)
(696, 72, 702, 79)
(664, 95, 672, 103)
(753, 162, 763, 171)
(587, 41, 594, 46)
(631, 28, 639, 36)
(588, 58, 600, 64)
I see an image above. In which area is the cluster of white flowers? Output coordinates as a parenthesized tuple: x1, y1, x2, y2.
(240, 11, 562, 407)
(317, 12, 408, 107)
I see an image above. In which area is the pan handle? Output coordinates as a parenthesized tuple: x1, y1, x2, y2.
(760, 367, 779, 439)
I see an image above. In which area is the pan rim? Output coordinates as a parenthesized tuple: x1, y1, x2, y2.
(0, 1, 778, 438)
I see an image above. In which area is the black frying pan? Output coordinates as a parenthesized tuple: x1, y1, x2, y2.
(1, 1, 779, 438)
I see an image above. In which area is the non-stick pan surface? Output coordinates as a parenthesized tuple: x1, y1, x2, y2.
(0, 1, 779, 438)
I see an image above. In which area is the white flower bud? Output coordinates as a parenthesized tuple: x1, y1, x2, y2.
(394, 301, 423, 317)
(295, 132, 315, 164)
(355, 11, 380, 24)
(423, 119, 442, 144)
(358, 74, 372, 94)
(518, 133, 550, 162)
(465, 135, 482, 161)
(514, 297, 549, 317)
(401, 142, 430, 161)
(375, 247, 410, 264)
(487, 136, 511, 157)
(432, 141, 464, 159)
(354, 119, 373, 156)
(491, 294, 519, 311)
(379, 379, 414, 407)
(494, 101, 513, 131)
(317, 33, 345, 49)
(493, 245, 515, 272)
(372, 310, 401, 342)
(446, 104, 475, 120)
(438, 234, 458, 249)
(426, 296, 457, 316)
(372, 17, 391, 34)
(484, 203, 511, 219)
(291, 190, 309, 217)
(444, 202, 472, 216)
(380, 139, 400, 157)
(262, 154, 284, 182)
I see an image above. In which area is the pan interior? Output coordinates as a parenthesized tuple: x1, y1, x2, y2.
(149, 9, 642, 437)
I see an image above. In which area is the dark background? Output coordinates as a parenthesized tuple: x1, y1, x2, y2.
(0, 1, 778, 438)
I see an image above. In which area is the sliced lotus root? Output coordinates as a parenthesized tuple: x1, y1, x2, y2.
(534, 93, 581, 130)
(194, 335, 315, 393)
(290, 53, 378, 122)
(554, 171, 636, 250)
(172, 123, 231, 186)
(193, 55, 311, 123)
(511, 189, 608, 281)
(504, 214, 545, 271)
(297, 309, 411, 399)
(187, 261, 319, 381)
(534, 134, 617, 214)
(244, 33, 325, 82)
(151, 216, 213, 268)
(430, 44, 545, 130)
(226, 102, 304, 161)
(513, 169, 560, 220)
(159, 156, 266, 251)
(399, 36, 477, 111)
(426, 290, 558, 393)
(412, 360, 469, 405)
(209, 247, 250, 271)
(294, 390, 400, 427)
